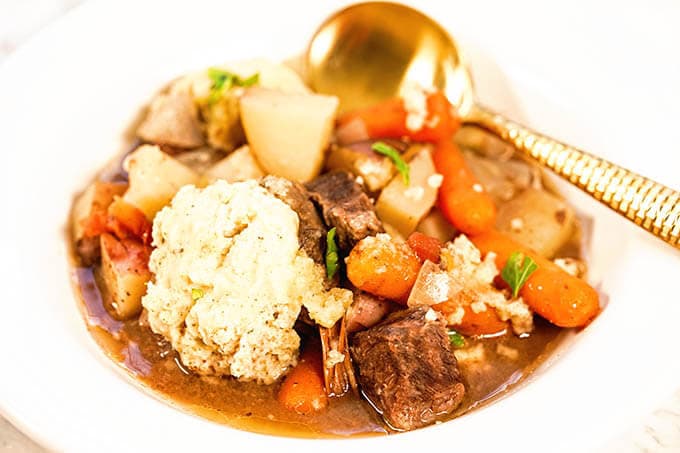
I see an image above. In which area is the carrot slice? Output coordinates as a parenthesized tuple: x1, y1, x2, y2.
(471, 230, 600, 328)
(278, 346, 328, 415)
(337, 91, 460, 143)
(346, 235, 421, 303)
(435, 299, 508, 336)
(432, 140, 497, 235)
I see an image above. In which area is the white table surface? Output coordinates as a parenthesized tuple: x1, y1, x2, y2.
(0, 1, 678, 451)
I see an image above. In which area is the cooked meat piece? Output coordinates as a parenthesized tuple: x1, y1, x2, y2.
(261, 175, 326, 265)
(346, 290, 395, 333)
(306, 171, 383, 250)
(137, 89, 205, 149)
(351, 306, 465, 431)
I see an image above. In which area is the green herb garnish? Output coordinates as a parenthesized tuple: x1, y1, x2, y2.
(501, 251, 538, 298)
(325, 227, 339, 279)
(207, 68, 259, 104)
(372, 141, 410, 185)
(191, 288, 204, 301)
(448, 330, 465, 348)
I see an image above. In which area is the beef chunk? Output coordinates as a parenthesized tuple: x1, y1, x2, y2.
(351, 306, 465, 431)
(137, 89, 205, 149)
(306, 171, 383, 250)
(261, 175, 327, 265)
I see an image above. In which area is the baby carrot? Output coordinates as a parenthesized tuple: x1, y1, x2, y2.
(278, 346, 328, 415)
(346, 235, 421, 303)
(337, 91, 460, 143)
(432, 140, 497, 235)
(470, 230, 600, 328)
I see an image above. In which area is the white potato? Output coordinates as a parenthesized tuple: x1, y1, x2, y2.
(123, 145, 201, 219)
(416, 209, 457, 242)
(204, 145, 265, 183)
(375, 146, 438, 237)
(240, 88, 338, 182)
(496, 188, 575, 258)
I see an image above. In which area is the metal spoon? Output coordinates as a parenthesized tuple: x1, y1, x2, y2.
(305, 1, 680, 248)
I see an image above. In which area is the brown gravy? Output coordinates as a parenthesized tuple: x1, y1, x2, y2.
(73, 266, 566, 438)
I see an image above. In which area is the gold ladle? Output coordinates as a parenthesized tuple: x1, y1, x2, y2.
(305, 1, 680, 249)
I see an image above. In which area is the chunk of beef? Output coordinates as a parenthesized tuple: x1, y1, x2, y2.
(306, 171, 383, 250)
(346, 290, 395, 333)
(351, 306, 465, 431)
(261, 175, 326, 265)
(137, 88, 205, 149)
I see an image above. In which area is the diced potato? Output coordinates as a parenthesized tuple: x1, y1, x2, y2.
(123, 145, 201, 220)
(326, 144, 394, 192)
(240, 88, 338, 182)
(375, 146, 438, 237)
(72, 181, 128, 243)
(416, 209, 457, 242)
(496, 188, 575, 258)
(100, 233, 151, 320)
(204, 145, 265, 183)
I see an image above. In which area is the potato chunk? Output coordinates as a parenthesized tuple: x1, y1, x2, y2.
(240, 88, 338, 182)
(496, 188, 575, 258)
(204, 145, 264, 183)
(123, 145, 201, 219)
(375, 146, 438, 237)
(100, 233, 151, 320)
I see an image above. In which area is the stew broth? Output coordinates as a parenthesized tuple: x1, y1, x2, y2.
(72, 265, 566, 437)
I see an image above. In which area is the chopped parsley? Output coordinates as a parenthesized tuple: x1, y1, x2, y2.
(325, 227, 339, 279)
(501, 251, 538, 298)
(207, 67, 259, 104)
(371, 141, 410, 185)
(448, 330, 465, 348)
(191, 288, 204, 301)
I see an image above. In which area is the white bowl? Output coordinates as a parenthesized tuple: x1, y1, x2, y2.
(1, 1, 678, 452)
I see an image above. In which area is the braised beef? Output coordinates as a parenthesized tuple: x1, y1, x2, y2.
(350, 306, 465, 431)
(261, 175, 327, 265)
(346, 290, 395, 333)
(306, 171, 383, 250)
(137, 89, 205, 149)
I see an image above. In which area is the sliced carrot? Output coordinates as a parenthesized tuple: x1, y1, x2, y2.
(337, 91, 460, 143)
(432, 289, 508, 336)
(346, 235, 421, 303)
(406, 232, 443, 264)
(278, 346, 328, 415)
(432, 140, 497, 235)
(107, 197, 153, 245)
(470, 230, 600, 328)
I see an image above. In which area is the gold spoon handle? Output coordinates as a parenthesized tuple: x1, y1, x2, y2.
(466, 104, 680, 249)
